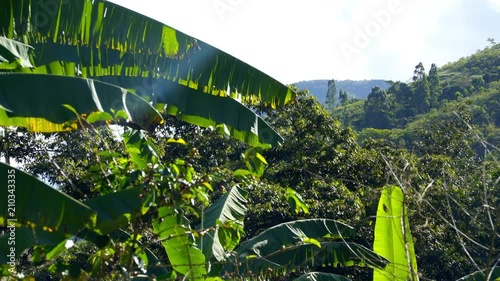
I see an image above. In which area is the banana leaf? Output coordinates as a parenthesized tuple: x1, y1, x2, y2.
(152, 206, 206, 279)
(224, 219, 387, 276)
(99, 76, 283, 145)
(235, 219, 356, 258)
(0, 37, 33, 69)
(0, 162, 96, 235)
(0, 162, 96, 262)
(227, 241, 388, 276)
(0, 73, 163, 133)
(196, 186, 248, 262)
(0, 0, 295, 146)
(294, 272, 352, 281)
(84, 188, 152, 235)
(0, 162, 155, 266)
(373, 185, 418, 281)
(0, 226, 68, 264)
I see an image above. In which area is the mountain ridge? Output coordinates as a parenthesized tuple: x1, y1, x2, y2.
(292, 79, 391, 103)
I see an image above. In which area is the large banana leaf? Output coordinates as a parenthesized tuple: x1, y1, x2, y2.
(294, 272, 352, 281)
(0, 37, 282, 144)
(224, 219, 387, 276)
(0, 73, 163, 132)
(373, 186, 418, 281)
(196, 186, 248, 262)
(227, 241, 388, 276)
(0, 162, 96, 263)
(99, 76, 283, 145)
(0, 0, 294, 106)
(235, 219, 356, 258)
(0, 226, 67, 264)
(84, 187, 152, 235)
(0, 162, 96, 235)
(0, 0, 296, 146)
(0, 37, 33, 70)
(0, 162, 155, 265)
(152, 206, 206, 279)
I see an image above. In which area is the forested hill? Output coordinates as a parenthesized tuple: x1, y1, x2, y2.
(331, 43, 500, 151)
(293, 79, 390, 103)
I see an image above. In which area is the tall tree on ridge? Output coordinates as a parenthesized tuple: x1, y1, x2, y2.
(412, 62, 431, 114)
(339, 89, 349, 106)
(428, 63, 442, 108)
(326, 79, 337, 112)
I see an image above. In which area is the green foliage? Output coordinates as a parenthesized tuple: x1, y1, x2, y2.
(196, 186, 247, 262)
(247, 91, 370, 239)
(0, 129, 213, 279)
(1, 123, 387, 280)
(0, 37, 33, 69)
(1, 3, 499, 279)
(0, 163, 96, 263)
(2, 84, 495, 280)
(152, 207, 207, 279)
(0, 73, 163, 133)
(373, 186, 417, 281)
(286, 188, 310, 215)
(364, 87, 393, 129)
(440, 44, 500, 84)
(333, 45, 500, 147)
(85, 188, 150, 235)
(428, 63, 442, 108)
(339, 89, 349, 106)
(237, 145, 271, 178)
(0, 0, 296, 146)
(412, 62, 431, 114)
(0, 158, 173, 278)
(224, 219, 387, 277)
(331, 99, 365, 129)
(326, 79, 338, 112)
(294, 272, 353, 281)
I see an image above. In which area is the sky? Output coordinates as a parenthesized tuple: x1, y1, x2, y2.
(111, 0, 500, 84)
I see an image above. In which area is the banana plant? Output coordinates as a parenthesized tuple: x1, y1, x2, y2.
(373, 185, 418, 281)
(0, 131, 208, 279)
(196, 185, 248, 263)
(294, 272, 353, 281)
(0, 0, 296, 146)
(0, 72, 163, 132)
(1, 125, 388, 279)
(222, 219, 388, 277)
(0, 1, 390, 279)
(1, 156, 389, 280)
(0, 162, 152, 266)
(0, 2, 295, 276)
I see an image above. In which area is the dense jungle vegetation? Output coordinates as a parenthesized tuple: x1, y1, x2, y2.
(0, 0, 499, 280)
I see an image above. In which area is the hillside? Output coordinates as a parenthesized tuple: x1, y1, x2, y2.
(293, 79, 390, 103)
(331, 43, 500, 151)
